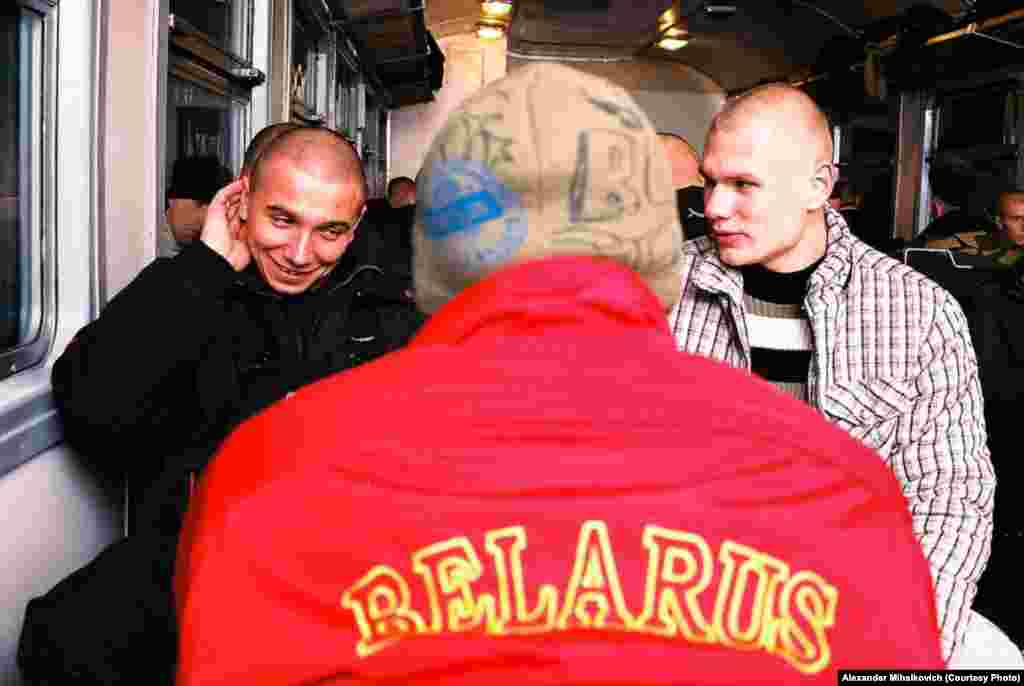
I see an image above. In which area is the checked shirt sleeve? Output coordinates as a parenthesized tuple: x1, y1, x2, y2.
(889, 293, 995, 661)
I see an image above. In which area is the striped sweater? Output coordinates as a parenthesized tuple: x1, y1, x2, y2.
(741, 261, 820, 402)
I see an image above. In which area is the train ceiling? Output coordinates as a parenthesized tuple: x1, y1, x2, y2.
(422, 0, 1024, 93)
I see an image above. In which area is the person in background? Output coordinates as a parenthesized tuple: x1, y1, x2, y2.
(386, 175, 416, 209)
(921, 187, 1024, 270)
(918, 159, 998, 256)
(996, 189, 1024, 246)
(985, 188, 1024, 267)
(160, 155, 233, 257)
(176, 63, 942, 686)
(18, 127, 423, 685)
(669, 82, 994, 662)
(963, 189, 1024, 651)
(658, 132, 707, 240)
(364, 176, 418, 295)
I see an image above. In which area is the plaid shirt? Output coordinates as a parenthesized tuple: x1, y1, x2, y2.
(669, 209, 995, 661)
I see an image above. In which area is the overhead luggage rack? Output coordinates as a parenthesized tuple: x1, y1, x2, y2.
(329, 0, 444, 108)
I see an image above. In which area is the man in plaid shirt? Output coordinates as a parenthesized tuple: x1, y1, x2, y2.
(669, 83, 995, 661)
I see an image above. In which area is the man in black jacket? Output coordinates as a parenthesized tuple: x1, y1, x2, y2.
(18, 127, 424, 685)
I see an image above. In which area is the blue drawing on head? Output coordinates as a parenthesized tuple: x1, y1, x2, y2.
(423, 159, 527, 270)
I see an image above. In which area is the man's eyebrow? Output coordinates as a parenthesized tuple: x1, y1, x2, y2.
(700, 167, 761, 184)
(266, 203, 296, 218)
(316, 219, 355, 233)
(265, 203, 355, 231)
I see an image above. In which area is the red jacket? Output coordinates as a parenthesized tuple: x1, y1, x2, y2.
(176, 256, 943, 685)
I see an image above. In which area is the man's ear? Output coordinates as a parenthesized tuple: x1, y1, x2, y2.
(808, 162, 837, 210)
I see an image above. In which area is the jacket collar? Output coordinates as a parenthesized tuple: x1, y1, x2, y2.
(691, 207, 854, 301)
(413, 256, 672, 347)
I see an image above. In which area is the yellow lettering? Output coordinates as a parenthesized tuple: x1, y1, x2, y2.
(558, 520, 635, 630)
(773, 571, 837, 674)
(340, 566, 427, 658)
(485, 527, 559, 634)
(713, 541, 790, 651)
(412, 537, 497, 633)
(635, 525, 715, 642)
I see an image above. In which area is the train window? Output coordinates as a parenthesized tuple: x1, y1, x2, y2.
(335, 61, 362, 141)
(166, 0, 259, 255)
(937, 84, 1020, 151)
(0, 3, 52, 379)
(363, 94, 388, 197)
(291, 4, 330, 123)
(170, 0, 253, 61)
(833, 97, 900, 250)
(928, 83, 1023, 218)
(167, 74, 248, 170)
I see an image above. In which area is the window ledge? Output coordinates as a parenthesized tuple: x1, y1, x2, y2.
(0, 365, 61, 479)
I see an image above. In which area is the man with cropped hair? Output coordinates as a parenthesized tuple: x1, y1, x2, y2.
(161, 155, 233, 257)
(669, 82, 994, 661)
(19, 126, 423, 685)
(241, 121, 303, 178)
(386, 175, 417, 208)
(176, 63, 941, 686)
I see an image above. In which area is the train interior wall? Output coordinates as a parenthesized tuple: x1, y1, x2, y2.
(389, 34, 726, 182)
(0, 0, 155, 681)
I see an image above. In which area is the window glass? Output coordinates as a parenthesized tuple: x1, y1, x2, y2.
(163, 74, 247, 256)
(1, 6, 43, 355)
(362, 95, 388, 198)
(937, 86, 1014, 150)
(291, 7, 329, 122)
(170, 0, 253, 60)
(929, 85, 1021, 221)
(335, 63, 360, 140)
(834, 98, 899, 251)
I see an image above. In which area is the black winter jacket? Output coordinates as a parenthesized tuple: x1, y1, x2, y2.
(52, 236, 423, 536)
(18, 235, 423, 685)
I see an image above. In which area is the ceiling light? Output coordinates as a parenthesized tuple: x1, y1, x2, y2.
(477, 22, 505, 39)
(657, 6, 679, 32)
(482, 0, 513, 17)
(657, 37, 689, 50)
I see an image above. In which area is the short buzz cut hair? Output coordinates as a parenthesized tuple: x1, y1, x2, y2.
(242, 122, 304, 177)
(249, 126, 368, 201)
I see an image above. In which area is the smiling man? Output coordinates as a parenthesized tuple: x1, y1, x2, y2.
(669, 83, 994, 663)
(18, 126, 423, 685)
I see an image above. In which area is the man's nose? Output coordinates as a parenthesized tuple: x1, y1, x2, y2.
(285, 230, 314, 265)
(704, 185, 730, 219)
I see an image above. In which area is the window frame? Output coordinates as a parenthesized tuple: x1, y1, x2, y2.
(164, 0, 259, 224)
(289, 0, 333, 124)
(0, 0, 58, 382)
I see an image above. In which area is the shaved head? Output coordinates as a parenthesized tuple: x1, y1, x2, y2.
(713, 83, 834, 172)
(658, 132, 703, 189)
(251, 127, 367, 203)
